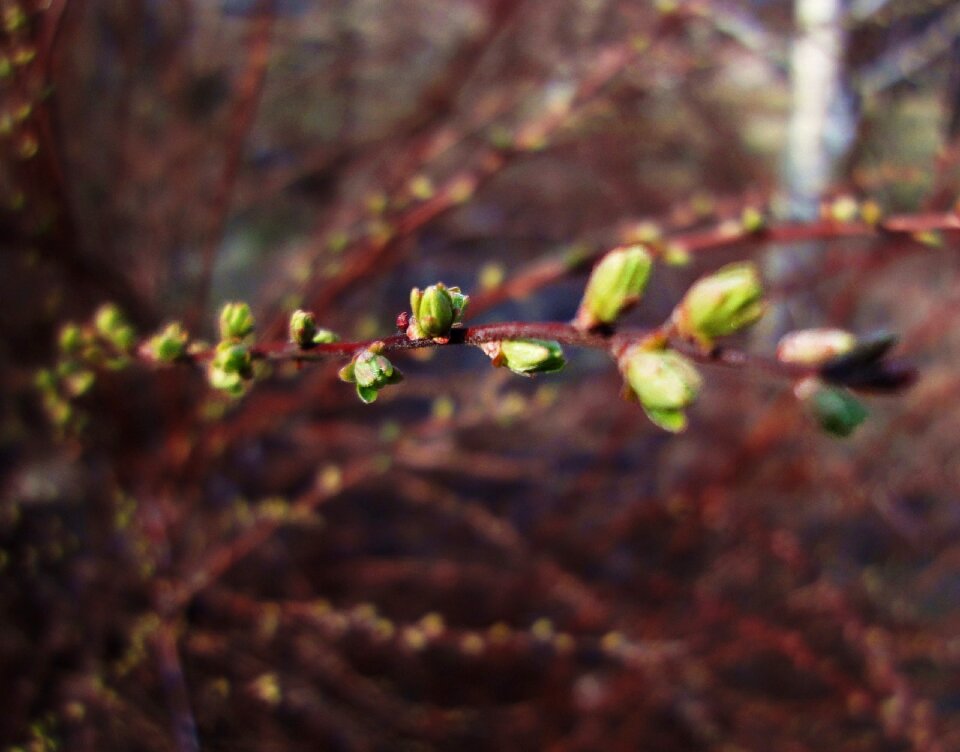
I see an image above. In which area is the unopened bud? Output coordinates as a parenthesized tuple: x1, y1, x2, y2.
(58, 323, 84, 356)
(147, 322, 189, 363)
(795, 377, 867, 437)
(740, 206, 766, 233)
(673, 262, 764, 346)
(620, 345, 702, 432)
(575, 245, 653, 330)
(312, 328, 340, 345)
(94, 303, 135, 353)
(219, 301, 254, 341)
(208, 341, 252, 397)
(777, 328, 856, 366)
(338, 344, 403, 403)
(827, 195, 859, 223)
(482, 339, 566, 376)
(408, 283, 468, 341)
(289, 309, 318, 349)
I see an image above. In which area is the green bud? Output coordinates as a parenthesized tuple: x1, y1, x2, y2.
(147, 323, 189, 363)
(795, 377, 867, 437)
(219, 301, 255, 341)
(338, 344, 403, 403)
(407, 283, 468, 341)
(64, 369, 95, 397)
(776, 328, 857, 366)
(575, 245, 653, 330)
(212, 342, 252, 375)
(673, 262, 765, 346)
(94, 303, 136, 353)
(208, 341, 253, 397)
(208, 366, 244, 396)
(482, 339, 566, 376)
(312, 328, 340, 344)
(34, 368, 57, 394)
(58, 323, 84, 356)
(828, 195, 859, 223)
(620, 346, 702, 433)
(741, 206, 766, 233)
(289, 309, 318, 349)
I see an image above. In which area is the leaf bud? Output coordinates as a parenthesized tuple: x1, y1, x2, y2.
(288, 309, 318, 349)
(338, 344, 403, 403)
(482, 339, 566, 376)
(672, 262, 764, 346)
(794, 377, 868, 437)
(619, 345, 702, 432)
(208, 341, 253, 397)
(146, 323, 189, 363)
(312, 328, 340, 345)
(740, 206, 766, 233)
(776, 328, 856, 366)
(219, 301, 254, 341)
(407, 283, 468, 341)
(58, 323, 84, 356)
(94, 303, 136, 353)
(575, 244, 653, 330)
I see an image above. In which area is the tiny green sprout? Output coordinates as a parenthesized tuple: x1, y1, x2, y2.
(338, 344, 403, 403)
(481, 339, 566, 376)
(777, 328, 857, 366)
(672, 262, 765, 347)
(208, 341, 253, 397)
(407, 283, 468, 341)
(94, 303, 136, 353)
(219, 301, 255, 341)
(575, 244, 653, 330)
(289, 309, 318, 349)
(574, 245, 653, 331)
(795, 377, 868, 437)
(619, 345, 703, 433)
(147, 322, 189, 363)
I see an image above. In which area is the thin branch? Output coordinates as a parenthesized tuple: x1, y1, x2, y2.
(151, 624, 200, 752)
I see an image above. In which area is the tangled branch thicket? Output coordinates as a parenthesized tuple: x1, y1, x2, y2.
(4, 1, 960, 750)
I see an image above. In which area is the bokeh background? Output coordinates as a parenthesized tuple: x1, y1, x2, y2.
(3, 1, 960, 750)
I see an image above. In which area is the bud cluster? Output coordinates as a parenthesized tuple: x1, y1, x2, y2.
(209, 302, 256, 397)
(777, 330, 911, 437)
(36, 303, 138, 433)
(144, 322, 190, 363)
(338, 343, 404, 403)
(407, 283, 468, 342)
